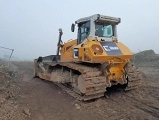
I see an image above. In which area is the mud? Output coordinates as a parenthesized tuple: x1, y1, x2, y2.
(0, 61, 159, 120)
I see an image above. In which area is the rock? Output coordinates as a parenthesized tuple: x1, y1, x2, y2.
(0, 86, 5, 91)
(23, 108, 31, 116)
(105, 95, 109, 98)
(95, 100, 101, 108)
(112, 111, 116, 113)
(0, 97, 6, 104)
(76, 105, 81, 110)
(75, 104, 81, 110)
(14, 105, 18, 109)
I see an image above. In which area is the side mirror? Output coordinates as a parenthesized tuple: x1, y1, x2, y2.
(71, 23, 75, 32)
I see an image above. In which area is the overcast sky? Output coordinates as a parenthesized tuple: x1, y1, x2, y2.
(0, 0, 159, 60)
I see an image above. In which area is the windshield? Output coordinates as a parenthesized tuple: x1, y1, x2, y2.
(95, 23, 113, 37)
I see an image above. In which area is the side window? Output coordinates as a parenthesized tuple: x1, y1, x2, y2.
(77, 21, 90, 44)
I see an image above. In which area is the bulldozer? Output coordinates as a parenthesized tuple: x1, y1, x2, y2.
(34, 14, 141, 101)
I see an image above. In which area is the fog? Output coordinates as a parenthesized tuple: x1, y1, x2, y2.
(0, 0, 159, 60)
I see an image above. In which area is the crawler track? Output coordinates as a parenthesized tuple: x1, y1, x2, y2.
(52, 62, 107, 101)
(125, 64, 142, 91)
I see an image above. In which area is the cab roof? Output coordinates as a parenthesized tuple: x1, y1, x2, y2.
(75, 14, 121, 24)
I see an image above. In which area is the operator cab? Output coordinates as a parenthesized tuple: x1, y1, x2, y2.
(71, 14, 120, 44)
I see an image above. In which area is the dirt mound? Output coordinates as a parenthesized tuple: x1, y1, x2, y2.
(133, 50, 159, 67)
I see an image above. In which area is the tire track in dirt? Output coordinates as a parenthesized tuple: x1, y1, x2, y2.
(123, 92, 159, 118)
(108, 90, 159, 119)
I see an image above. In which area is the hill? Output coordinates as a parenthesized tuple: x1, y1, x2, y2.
(133, 50, 159, 67)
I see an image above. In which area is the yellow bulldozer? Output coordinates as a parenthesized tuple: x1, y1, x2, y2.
(34, 14, 141, 101)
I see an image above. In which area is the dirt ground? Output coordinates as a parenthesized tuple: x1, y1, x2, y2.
(0, 61, 159, 120)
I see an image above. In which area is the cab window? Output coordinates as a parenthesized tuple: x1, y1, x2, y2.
(95, 23, 113, 37)
(77, 21, 90, 44)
